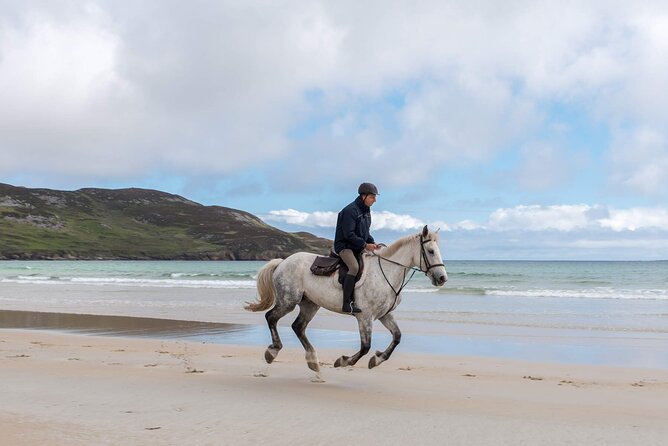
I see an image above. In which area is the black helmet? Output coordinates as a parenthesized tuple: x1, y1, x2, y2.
(358, 182, 379, 195)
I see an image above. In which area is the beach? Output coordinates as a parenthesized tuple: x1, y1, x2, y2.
(2, 329, 667, 446)
(1, 260, 668, 445)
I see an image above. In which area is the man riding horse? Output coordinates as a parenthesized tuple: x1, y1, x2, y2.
(334, 182, 381, 314)
(245, 182, 448, 373)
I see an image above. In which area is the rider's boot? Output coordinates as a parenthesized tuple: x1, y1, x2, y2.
(342, 274, 361, 314)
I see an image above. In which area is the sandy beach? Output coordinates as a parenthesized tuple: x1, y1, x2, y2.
(2, 328, 667, 446)
(2, 263, 667, 444)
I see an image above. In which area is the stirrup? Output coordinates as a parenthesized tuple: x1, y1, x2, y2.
(343, 301, 362, 314)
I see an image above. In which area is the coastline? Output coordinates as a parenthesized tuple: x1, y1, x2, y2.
(2, 274, 667, 445)
(2, 308, 668, 370)
(1, 276, 667, 370)
(2, 328, 667, 445)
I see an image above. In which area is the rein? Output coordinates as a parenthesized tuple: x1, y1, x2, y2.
(372, 235, 445, 317)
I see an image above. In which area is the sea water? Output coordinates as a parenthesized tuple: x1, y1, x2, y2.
(1, 260, 666, 332)
(1, 260, 666, 367)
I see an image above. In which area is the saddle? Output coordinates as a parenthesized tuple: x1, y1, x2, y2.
(310, 250, 364, 284)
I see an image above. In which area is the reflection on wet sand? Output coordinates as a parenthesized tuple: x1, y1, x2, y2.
(0, 310, 251, 339)
(0, 309, 354, 348)
(2, 309, 667, 369)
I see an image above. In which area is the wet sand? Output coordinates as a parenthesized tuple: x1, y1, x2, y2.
(1, 329, 667, 446)
(2, 309, 667, 369)
(0, 309, 247, 338)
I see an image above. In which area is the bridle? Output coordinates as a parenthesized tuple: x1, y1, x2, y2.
(418, 234, 446, 273)
(372, 234, 445, 316)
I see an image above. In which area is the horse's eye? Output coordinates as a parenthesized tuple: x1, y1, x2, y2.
(428, 249, 434, 255)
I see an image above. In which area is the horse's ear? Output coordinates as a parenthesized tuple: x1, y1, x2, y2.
(422, 225, 429, 237)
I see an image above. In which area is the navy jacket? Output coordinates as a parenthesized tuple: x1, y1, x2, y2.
(334, 196, 375, 254)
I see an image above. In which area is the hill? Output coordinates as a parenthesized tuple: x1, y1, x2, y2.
(0, 183, 331, 260)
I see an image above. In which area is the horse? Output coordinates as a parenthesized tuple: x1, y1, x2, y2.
(244, 225, 447, 372)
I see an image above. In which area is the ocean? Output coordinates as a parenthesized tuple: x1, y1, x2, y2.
(1, 260, 666, 368)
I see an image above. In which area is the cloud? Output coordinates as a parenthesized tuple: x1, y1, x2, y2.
(599, 207, 668, 231)
(264, 209, 337, 228)
(370, 211, 425, 231)
(261, 203, 668, 259)
(450, 220, 481, 231)
(264, 209, 427, 232)
(266, 203, 668, 234)
(609, 127, 668, 197)
(513, 141, 579, 192)
(2, 0, 668, 203)
(0, 2, 316, 181)
(487, 204, 598, 232)
(0, 4, 135, 176)
(487, 204, 668, 232)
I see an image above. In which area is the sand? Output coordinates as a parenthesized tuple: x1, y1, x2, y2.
(1, 329, 667, 445)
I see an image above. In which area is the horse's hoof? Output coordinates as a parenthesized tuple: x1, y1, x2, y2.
(369, 354, 384, 369)
(264, 348, 277, 364)
(305, 352, 319, 371)
(334, 356, 348, 368)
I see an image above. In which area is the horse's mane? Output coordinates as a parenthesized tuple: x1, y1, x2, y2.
(376, 230, 439, 258)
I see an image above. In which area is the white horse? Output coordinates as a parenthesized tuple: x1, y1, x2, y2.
(245, 225, 447, 372)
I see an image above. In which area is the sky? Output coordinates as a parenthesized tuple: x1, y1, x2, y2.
(1, 0, 667, 260)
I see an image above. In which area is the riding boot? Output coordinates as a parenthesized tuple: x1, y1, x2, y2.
(342, 274, 361, 314)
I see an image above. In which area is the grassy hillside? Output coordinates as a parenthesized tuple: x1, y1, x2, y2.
(0, 183, 331, 260)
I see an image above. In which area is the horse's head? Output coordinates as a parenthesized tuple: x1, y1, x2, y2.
(418, 225, 448, 287)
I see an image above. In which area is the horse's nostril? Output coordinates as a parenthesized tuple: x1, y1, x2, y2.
(438, 275, 446, 284)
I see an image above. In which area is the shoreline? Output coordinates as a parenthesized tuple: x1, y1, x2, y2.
(2, 308, 668, 370)
(1, 329, 667, 445)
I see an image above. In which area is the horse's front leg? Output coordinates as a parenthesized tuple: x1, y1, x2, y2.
(368, 313, 401, 369)
(334, 315, 372, 368)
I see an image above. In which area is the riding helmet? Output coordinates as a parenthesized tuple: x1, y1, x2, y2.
(358, 182, 379, 195)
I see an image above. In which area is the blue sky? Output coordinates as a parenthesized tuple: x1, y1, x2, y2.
(1, 1, 667, 260)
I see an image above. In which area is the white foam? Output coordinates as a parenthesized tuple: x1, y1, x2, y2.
(1, 276, 257, 289)
(487, 288, 668, 300)
(17, 275, 51, 281)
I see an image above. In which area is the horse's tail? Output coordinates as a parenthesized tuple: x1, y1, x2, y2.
(244, 258, 283, 312)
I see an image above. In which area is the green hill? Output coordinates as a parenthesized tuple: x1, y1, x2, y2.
(0, 183, 331, 260)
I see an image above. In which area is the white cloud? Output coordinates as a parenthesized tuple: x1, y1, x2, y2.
(264, 209, 426, 232)
(0, 5, 137, 176)
(452, 220, 481, 231)
(265, 204, 668, 234)
(370, 211, 424, 231)
(260, 203, 668, 260)
(487, 204, 668, 233)
(609, 127, 668, 197)
(2, 0, 668, 199)
(514, 141, 578, 192)
(264, 209, 337, 228)
(488, 204, 597, 232)
(599, 207, 668, 231)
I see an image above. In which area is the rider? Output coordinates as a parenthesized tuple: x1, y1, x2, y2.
(334, 182, 381, 314)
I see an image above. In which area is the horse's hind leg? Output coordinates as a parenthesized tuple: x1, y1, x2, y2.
(291, 296, 321, 372)
(264, 289, 300, 364)
(368, 313, 401, 369)
(334, 316, 372, 368)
